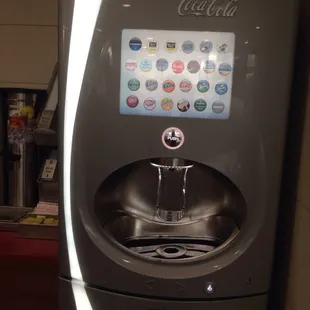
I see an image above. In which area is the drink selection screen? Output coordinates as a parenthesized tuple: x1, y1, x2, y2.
(120, 29, 235, 120)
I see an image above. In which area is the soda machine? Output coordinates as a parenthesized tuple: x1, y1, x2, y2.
(59, 0, 298, 309)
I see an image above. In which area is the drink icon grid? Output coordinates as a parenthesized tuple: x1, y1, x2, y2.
(120, 29, 235, 120)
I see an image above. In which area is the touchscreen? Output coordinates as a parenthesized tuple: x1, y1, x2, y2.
(120, 29, 235, 120)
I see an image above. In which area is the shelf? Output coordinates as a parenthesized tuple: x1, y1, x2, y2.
(0, 206, 32, 232)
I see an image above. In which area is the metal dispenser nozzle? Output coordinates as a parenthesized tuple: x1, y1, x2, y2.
(151, 158, 194, 223)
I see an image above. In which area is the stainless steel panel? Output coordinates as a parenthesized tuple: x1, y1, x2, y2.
(9, 143, 37, 207)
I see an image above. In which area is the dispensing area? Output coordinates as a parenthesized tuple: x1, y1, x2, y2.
(97, 157, 246, 261)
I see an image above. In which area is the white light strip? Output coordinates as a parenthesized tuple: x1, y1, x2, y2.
(72, 279, 93, 310)
(63, 0, 102, 308)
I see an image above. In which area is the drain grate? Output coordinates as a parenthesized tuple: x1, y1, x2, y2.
(124, 237, 222, 260)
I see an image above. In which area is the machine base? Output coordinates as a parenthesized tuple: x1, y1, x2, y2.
(60, 277, 268, 310)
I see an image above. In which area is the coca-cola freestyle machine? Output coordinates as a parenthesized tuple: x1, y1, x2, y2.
(59, 0, 297, 309)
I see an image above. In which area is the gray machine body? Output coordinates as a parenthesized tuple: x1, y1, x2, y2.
(59, 0, 298, 309)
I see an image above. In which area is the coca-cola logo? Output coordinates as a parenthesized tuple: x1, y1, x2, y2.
(178, 0, 239, 17)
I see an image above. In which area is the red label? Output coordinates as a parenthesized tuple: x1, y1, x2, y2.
(172, 61, 184, 74)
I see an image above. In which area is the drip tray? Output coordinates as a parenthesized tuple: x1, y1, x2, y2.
(125, 236, 221, 259)
(104, 215, 239, 261)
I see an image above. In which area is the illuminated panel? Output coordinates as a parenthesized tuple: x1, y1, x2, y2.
(64, 0, 102, 309)
(120, 29, 235, 120)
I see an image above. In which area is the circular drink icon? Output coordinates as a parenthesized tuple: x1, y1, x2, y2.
(172, 60, 184, 74)
(219, 62, 232, 76)
(182, 40, 195, 54)
(162, 127, 185, 150)
(200, 40, 213, 53)
(144, 98, 156, 111)
(128, 78, 140, 91)
(203, 60, 216, 73)
(197, 80, 210, 93)
(218, 43, 229, 53)
(126, 95, 139, 108)
(180, 79, 192, 92)
(147, 40, 158, 53)
(140, 59, 152, 72)
(165, 41, 177, 52)
(129, 37, 142, 51)
(125, 59, 137, 71)
(163, 80, 175, 93)
(156, 58, 169, 72)
(194, 99, 207, 112)
(212, 101, 225, 114)
(177, 100, 190, 112)
(145, 79, 158, 91)
(161, 98, 174, 111)
(215, 82, 228, 95)
(187, 60, 201, 74)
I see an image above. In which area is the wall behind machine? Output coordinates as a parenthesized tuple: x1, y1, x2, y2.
(284, 0, 310, 307)
(0, 0, 58, 89)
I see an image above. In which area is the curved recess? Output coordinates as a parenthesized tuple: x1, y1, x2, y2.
(94, 158, 247, 262)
